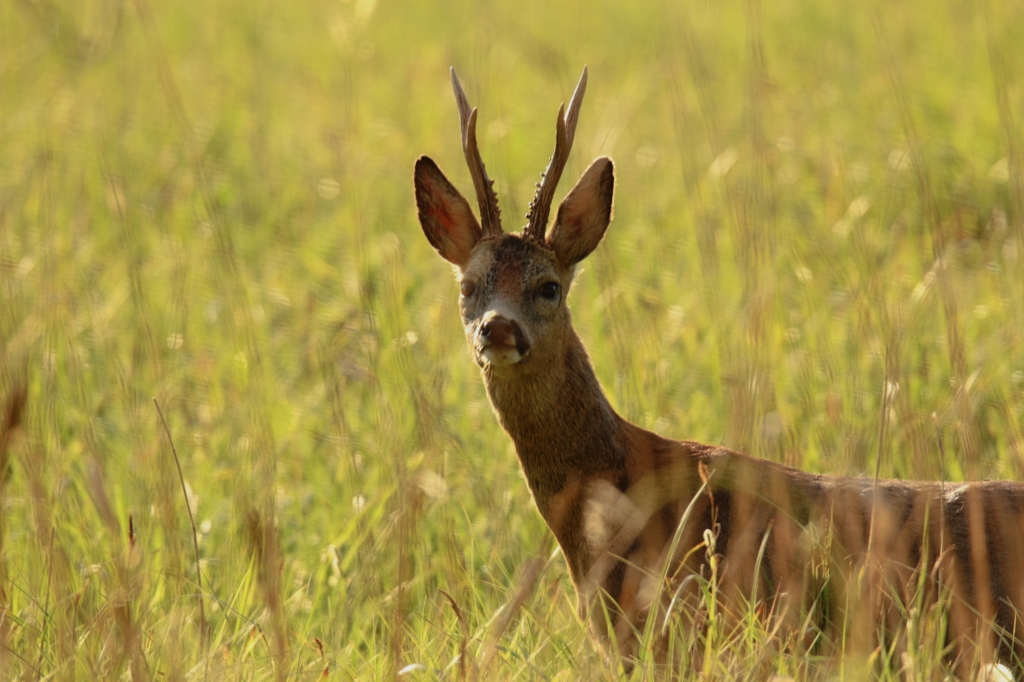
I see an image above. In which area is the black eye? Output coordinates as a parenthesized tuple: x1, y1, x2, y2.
(538, 281, 560, 301)
(461, 280, 476, 297)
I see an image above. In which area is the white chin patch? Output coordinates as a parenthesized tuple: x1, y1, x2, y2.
(481, 346, 522, 367)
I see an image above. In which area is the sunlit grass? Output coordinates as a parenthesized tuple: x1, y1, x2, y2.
(1, 0, 1023, 678)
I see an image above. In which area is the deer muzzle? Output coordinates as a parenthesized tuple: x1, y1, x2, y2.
(476, 313, 530, 366)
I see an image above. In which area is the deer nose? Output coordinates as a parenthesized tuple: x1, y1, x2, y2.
(479, 315, 530, 354)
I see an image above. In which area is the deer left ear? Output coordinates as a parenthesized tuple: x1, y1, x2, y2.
(414, 156, 482, 268)
(546, 157, 614, 267)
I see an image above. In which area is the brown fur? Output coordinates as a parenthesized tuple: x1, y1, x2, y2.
(412, 72, 1024, 674)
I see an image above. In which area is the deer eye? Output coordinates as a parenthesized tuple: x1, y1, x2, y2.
(460, 280, 476, 298)
(538, 281, 560, 301)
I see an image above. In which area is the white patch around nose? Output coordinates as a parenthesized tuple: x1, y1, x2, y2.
(481, 345, 523, 367)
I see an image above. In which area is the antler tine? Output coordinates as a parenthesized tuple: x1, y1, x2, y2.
(524, 66, 589, 241)
(450, 68, 502, 237)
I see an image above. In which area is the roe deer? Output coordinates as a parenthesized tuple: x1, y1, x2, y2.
(413, 67, 1024, 674)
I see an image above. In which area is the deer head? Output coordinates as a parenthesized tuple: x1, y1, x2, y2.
(413, 67, 615, 379)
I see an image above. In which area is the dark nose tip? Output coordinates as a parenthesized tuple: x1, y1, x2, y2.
(479, 315, 529, 354)
(480, 317, 513, 342)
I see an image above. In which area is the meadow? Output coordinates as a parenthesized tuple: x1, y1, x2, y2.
(2, 0, 1024, 678)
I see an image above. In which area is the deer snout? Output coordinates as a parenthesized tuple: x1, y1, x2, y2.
(476, 314, 530, 366)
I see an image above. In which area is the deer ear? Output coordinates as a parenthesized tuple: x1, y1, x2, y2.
(414, 156, 482, 268)
(546, 157, 614, 267)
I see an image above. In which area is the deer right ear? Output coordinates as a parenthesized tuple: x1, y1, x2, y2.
(414, 156, 482, 268)
(547, 157, 615, 267)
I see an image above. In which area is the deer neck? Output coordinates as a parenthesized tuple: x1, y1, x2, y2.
(481, 328, 628, 525)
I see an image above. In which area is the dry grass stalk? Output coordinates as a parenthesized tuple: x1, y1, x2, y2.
(153, 396, 209, 648)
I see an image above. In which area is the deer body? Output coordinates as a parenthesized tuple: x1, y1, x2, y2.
(413, 68, 1024, 672)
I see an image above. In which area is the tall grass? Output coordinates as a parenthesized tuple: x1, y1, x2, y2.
(1, 0, 1023, 678)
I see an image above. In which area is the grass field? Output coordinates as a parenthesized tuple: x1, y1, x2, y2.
(2, 0, 1024, 678)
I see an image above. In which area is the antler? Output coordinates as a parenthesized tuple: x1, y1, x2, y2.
(523, 66, 589, 241)
(451, 68, 503, 237)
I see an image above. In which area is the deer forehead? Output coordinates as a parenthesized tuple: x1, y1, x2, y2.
(463, 236, 563, 295)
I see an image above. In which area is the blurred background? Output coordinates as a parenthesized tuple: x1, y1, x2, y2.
(1, 0, 1023, 678)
